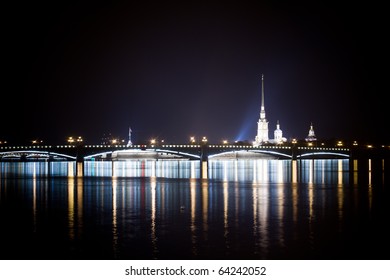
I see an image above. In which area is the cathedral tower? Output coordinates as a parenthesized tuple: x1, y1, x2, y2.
(126, 127, 133, 147)
(254, 74, 269, 146)
(305, 122, 317, 142)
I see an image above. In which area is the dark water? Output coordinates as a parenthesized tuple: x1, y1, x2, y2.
(0, 158, 389, 260)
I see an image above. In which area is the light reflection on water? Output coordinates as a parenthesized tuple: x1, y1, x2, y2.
(0, 158, 388, 259)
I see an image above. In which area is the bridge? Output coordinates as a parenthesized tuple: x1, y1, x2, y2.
(0, 143, 352, 161)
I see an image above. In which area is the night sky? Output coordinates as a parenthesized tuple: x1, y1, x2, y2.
(3, 1, 388, 145)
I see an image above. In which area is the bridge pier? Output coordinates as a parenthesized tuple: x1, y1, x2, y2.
(291, 145, 297, 160)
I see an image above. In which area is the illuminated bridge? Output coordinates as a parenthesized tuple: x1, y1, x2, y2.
(0, 144, 353, 161)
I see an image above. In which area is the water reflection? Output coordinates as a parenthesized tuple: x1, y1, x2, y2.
(0, 159, 356, 183)
(0, 158, 388, 259)
(67, 175, 83, 242)
(190, 179, 196, 255)
(252, 183, 269, 258)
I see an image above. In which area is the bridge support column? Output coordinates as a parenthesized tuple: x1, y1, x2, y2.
(76, 154, 84, 162)
(291, 145, 297, 160)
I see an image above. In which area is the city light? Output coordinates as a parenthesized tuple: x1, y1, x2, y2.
(67, 136, 83, 144)
(31, 139, 43, 144)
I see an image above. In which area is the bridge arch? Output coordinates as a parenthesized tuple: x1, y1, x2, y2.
(155, 149, 200, 160)
(0, 150, 76, 161)
(297, 151, 350, 159)
(83, 149, 201, 160)
(208, 150, 292, 159)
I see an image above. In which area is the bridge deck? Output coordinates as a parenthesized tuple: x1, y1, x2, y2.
(0, 143, 364, 161)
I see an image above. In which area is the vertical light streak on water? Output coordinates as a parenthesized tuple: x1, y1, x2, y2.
(150, 177, 158, 257)
(159, 160, 164, 178)
(223, 181, 229, 243)
(112, 161, 117, 178)
(292, 160, 297, 183)
(77, 177, 83, 238)
(252, 184, 260, 255)
(67, 176, 75, 241)
(382, 159, 385, 184)
(368, 159, 372, 186)
(112, 178, 118, 258)
(263, 160, 268, 183)
(160, 178, 166, 221)
(277, 183, 285, 248)
(151, 160, 156, 178)
(31, 162, 36, 179)
(337, 160, 344, 229)
(353, 159, 358, 185)
(255, 160, 267, 183)
(100, 161, 104, 176)
(368, 159, 373, 212)
(353, 159, 358, 171)
(277, 160, 283, 183)
(120, 182, 125, 245)
(321, 160, 325, 184)
(259, 184, 269, 258)
(338, 160, 343, 185)
(77, 162, 83, 178)
(202, 161, 208, 179)
(308, 160, 315, 249)
(253, 160, 257, 183)
(308, 159, 314, 184)
(291, 182, 298, 227)
(67, 162, 74, 178)
(234, 182, 239, 233)
(32, 167, 37, 234)
(190, 179, 197, 255)
(190, 161, 196, 178)
(202, 180, 208, 240)
(223, 161, 228, 182)
(234, 160, 238, 182)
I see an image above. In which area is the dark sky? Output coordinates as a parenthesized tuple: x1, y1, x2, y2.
(3, 1, 388, 145)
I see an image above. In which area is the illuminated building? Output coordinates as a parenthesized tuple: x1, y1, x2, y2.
(305, 122, 317, 142)
(253, 75, 287, 146)
(254, 74, 269, 146)
(272, 120, 287, 144)
(127, 127, 133, 147)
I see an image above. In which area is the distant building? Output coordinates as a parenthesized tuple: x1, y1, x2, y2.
(305, 123, 317, 142)
(253, 75, 286, 146)
(271, 120, 287, 144)
(127, 127, 133, 147)
(254, 74, 269, 146)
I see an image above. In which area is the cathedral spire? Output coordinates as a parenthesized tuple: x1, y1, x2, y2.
(254, 73, 269, 146)
(127, 126, 133, 147)
(260, 74, 266, 120)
